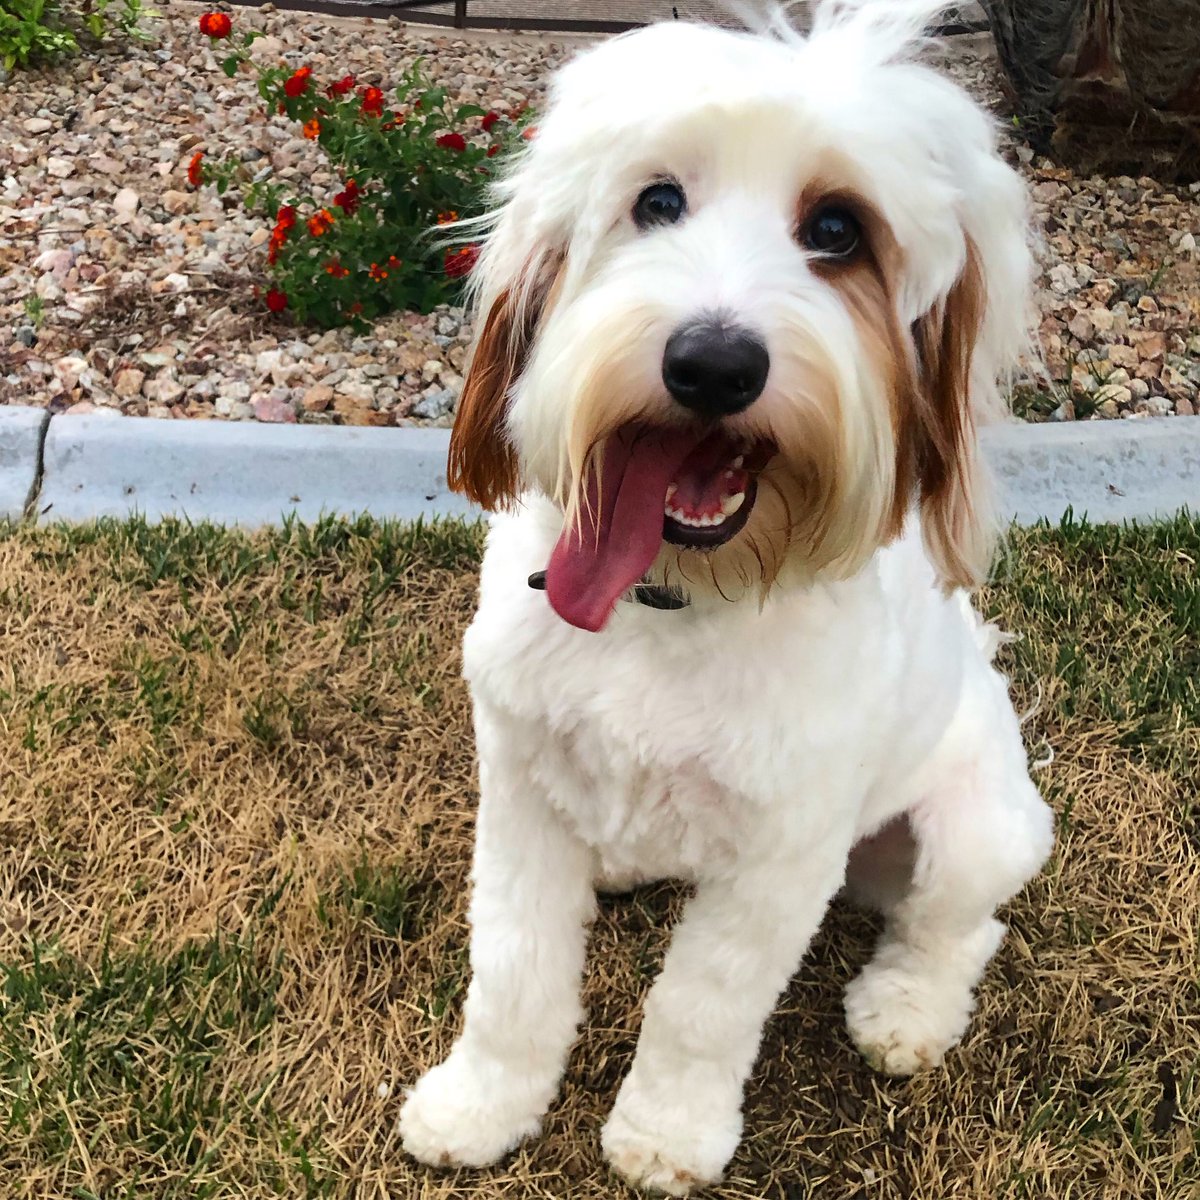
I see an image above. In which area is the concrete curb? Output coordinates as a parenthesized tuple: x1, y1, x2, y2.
(0, 405, 1194, 529)
(37, 415, 474, 526)
(981, 417, 1198, 525)
(0, 407, 49, 520)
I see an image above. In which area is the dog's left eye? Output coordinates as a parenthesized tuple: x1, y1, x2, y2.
(633, 182, 686, 229)
(803, 207, 862, 258)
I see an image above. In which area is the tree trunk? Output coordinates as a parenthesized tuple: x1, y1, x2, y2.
(980, 0, 1200, 182)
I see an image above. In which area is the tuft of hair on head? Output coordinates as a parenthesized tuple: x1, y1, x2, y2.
(730, 0, 954, 62)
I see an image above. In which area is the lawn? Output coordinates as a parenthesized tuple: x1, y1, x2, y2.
(0, 515, 1196, 1199)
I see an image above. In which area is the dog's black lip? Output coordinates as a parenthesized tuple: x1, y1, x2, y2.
(662, 478, 758, 551)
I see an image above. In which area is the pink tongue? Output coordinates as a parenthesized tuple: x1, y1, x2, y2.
(546, 426, 703, 632)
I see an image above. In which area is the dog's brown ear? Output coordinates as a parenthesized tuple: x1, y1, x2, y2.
(447, 286, 526, 510)
(448, 255, 563, 510)
(909, 241, 993, 589)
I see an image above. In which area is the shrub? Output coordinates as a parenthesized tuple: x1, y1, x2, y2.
(0, 0, 152, 71)
(191, 13, 534, 326)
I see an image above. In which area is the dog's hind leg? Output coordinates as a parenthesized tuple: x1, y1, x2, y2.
(843, 663, 1054, 1077)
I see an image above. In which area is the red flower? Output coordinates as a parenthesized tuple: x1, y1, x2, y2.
(198, 11, 232, 38)
(186, 151, 204, 188)
(368, 262, 389, 282)
(481, 110, 501, 132)
(486, 144, 499, 158)
(333, 178, 360, 216)
(444, 244, 479, 279)
(324, 259, 350, 278)
(268, 205, 296, 264)
(521, 125, 538, 141)
(436, 131, 467, 153)
(265, 288, 288, 313)
(436, 210, 458, 226)
(326, 74, 356, 98)
(283, 66, 312, 99)
(360, 86, 385, 118)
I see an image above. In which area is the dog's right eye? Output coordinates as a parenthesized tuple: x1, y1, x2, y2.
(633, 182, 686, 229)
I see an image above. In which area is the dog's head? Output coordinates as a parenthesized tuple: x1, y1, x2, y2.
(449, 2, 1034, 631)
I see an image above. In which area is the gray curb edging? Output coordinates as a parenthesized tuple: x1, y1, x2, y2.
(981, 418, 1198, 524)
(37, 415, 474, 526)
(0, 406, 1195, 529)
(0, 407, 49, 520)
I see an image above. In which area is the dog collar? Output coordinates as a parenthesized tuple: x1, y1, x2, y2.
(526, 571, 689, 612)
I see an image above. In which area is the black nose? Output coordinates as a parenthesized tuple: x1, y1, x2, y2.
(662, 323, 769, 418)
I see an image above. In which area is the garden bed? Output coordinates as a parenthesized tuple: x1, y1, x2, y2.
(0, 514, 1196, 1197)
(2, 6, 1199, 427)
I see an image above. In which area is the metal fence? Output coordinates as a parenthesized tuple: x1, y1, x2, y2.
(232, 0, 987, 37)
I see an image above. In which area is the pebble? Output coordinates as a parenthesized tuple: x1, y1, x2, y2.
(1, 11, 1196, 428)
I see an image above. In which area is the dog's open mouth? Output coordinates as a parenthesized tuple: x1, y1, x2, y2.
(545, 424, 775, 632)
(663, 430, 772, 551)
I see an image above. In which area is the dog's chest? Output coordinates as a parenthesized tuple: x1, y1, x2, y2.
(465, 592, 886, 880)
(529, 710, 745, 880)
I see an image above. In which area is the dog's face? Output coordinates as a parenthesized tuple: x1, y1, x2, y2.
(450, 10, 1033, 631)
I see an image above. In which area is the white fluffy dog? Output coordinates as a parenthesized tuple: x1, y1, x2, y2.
(400, 3, 1054, 1192)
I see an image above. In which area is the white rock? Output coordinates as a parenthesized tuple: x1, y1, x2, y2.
(113, 187, 141, 219)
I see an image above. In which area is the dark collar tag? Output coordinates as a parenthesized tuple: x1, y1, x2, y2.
(526, 569, 687, 611)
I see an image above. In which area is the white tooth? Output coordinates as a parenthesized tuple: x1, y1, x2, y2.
(665, 483, 677, 500)
(732, 455, 745, 468)
(720, 491, 746, 516)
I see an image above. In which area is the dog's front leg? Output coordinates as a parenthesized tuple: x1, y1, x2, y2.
(601, 839, 848, 1195)
(400, 705, 595, 1168)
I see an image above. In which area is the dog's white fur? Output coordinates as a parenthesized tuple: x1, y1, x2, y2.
(400, 5, 1054, 1192)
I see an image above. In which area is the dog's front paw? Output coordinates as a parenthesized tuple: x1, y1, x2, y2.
(601, 1085, 740, 1196)
(843, 962, 973, 1077)
(400, 1051, 546, 1169)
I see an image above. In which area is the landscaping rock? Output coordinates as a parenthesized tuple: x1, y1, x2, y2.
(1, 9, 1197, 429)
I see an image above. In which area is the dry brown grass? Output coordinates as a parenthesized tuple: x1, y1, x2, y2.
(0, 515, 1196, 1200)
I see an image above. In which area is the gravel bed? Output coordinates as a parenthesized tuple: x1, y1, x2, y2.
(2, 9, 1198, 427)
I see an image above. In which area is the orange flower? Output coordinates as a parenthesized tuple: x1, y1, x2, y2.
(521, 125, 538, 141)
(387, 255, 401, 268)
(324, 259, 350, 278)
(436, 210, 459, 226)
(307, 208, 335, 236)
(368, 262, 389, 281)
(302, 118, 321, 140)
(186, 151, 204, 188)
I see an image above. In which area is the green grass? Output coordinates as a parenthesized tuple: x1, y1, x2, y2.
(0, 934, 333, 1199)
(0, 512, 1195, 1199)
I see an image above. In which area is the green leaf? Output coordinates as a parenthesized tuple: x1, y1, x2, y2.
(453, 103, 487, 122)
(221, 55, 239, 78)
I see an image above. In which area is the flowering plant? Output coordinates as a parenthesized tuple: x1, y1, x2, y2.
(190, 12, 532, 326)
